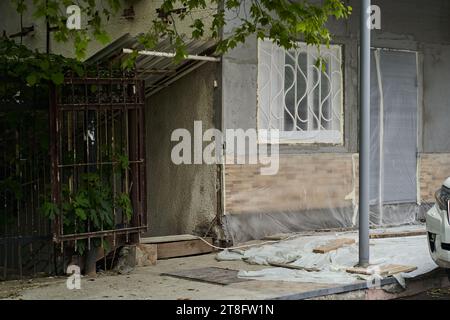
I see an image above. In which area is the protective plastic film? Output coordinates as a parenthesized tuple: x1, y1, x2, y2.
(223, 49, 421, 244)
(368, 49, 419, 226)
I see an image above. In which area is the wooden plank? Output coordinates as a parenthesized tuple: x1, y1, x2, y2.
(346, 264, 417, 276)
(381, 264, 418, 276)
(231, 240, 267, 252)
(157, 238, 214, 259)
(313, 238, 355, 254)
(369, 230, 426, 239)
(268, 262, 320, 272)
(263, 233, 295, 241)
(140, 234, 199, 244)
(346, 267, 377, 276)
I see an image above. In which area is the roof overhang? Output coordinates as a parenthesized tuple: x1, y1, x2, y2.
(87, 34, 219, 97)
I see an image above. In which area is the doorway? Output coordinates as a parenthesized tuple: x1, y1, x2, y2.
(369, 49, 418, 222)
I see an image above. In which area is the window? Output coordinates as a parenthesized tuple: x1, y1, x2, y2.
(257, 39, 343, 144)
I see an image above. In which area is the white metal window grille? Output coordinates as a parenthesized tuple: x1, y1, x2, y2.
(257, 39, 343, 144)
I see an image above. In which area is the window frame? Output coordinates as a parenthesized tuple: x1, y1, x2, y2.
(257, 39, 344, 145)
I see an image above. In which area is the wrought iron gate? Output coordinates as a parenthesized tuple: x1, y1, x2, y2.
(0, 78, 54, 280)
(49, 68, 147, 251)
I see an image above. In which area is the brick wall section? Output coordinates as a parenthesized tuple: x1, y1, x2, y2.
(225, 153, 356, 215)
(419, 153, 450, 202)
(225, 152, 450, 216)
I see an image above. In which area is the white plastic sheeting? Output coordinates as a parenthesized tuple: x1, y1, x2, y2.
(224, 48, 421, 243)
(370, 49, 418, 216)
(217, 226, 437, 285)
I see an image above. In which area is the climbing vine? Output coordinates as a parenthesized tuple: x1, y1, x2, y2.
(2, 0, 351, 257)
(0, 37, 85, 86)
(9, 0, 352, 62)
(0, 38, 133, 255)
(41, 171, 133, 255)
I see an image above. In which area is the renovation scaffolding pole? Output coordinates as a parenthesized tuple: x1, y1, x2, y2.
(359, 0, 371, 267)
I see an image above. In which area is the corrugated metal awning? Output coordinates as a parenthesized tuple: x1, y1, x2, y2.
(87, 34, 218, 97)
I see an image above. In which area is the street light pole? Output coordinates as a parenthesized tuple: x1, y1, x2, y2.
(359, 0, 371, 267)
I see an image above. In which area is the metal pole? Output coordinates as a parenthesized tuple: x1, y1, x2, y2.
(359, 0, 371, 267)
(122, 48, 221, 62)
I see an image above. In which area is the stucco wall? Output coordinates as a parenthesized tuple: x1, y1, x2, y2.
(145, 62, 218, 236)
(0, 0, 215, 58)
(222, 0, 450, 152)
(0, 1, 220, 237)
(221, 0, 450, 239)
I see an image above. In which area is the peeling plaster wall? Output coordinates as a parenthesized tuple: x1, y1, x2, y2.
(144, 63, 218, 237)
(0, 0, 215, 58)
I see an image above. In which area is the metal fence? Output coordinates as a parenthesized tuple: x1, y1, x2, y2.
(50, 68, 147, 250)
(1, 67, 147, 280)
(0, 79, 54, 280)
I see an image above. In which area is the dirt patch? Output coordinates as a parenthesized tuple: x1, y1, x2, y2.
(0, 253, 334, 300)
(0, 277, 61, 299)
(400, 287, 450, 300)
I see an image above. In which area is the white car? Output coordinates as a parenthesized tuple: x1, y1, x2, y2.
(426, 177, 450, 268)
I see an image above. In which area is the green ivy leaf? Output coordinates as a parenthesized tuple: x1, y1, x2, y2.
(94, 31, 111, 45)
(121, 50, 138, 70)
(75, 207, 87, 221)
(40, 201, 59, 220)
(50, 72, 64, 85)
(26, 74, 38, 86)
(76, 240, 86, 255)
(39, 59, 50, 71)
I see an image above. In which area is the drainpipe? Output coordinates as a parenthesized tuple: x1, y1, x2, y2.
(359, 0, 371, 267)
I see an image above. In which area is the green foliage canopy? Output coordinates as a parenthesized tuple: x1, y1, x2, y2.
(1, 37, 85, 86)
(10, 0, 351, 62)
